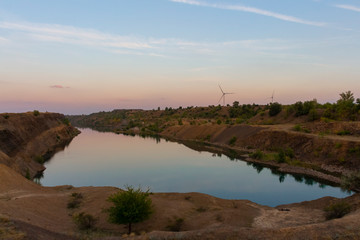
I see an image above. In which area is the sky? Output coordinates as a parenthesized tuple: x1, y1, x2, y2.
(0, 0, 359, 114)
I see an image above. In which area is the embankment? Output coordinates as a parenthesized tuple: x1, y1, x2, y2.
(160, 124, 360, 181)
(0, 112, 80, 178)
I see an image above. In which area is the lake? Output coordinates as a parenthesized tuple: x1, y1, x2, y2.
(40, 128, 351, 206)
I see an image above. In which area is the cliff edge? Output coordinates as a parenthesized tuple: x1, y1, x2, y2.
(0, 112, 80, 178)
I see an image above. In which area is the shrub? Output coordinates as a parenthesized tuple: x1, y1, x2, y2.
(293, 124, 302, 131)
(73, 212, 97, 230)
(34, 155, 45, 164)
(25, 168, 31, 180)
(337, 130, 351, 136)
(3, 114, 9, 119)
(107, 186, 153, 234)
(67, 192, 83, 209)
(285, 147, 294, 159)
(276, 150, 286, 163)
(62, 118, 70, 126)
(249, 150, 264, 160)
(216, 119, 222, 125)
(33, 110, 40, 116)
(229, 136, 237, 146)
(167, 218, 184, 232)
(324, 201, 351, 220)
(269, 102, 282, 116)
(341, 171, 360, 192)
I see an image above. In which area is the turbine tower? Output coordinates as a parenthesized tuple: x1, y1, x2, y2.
(218, 84, 234, 106)
(270, 90, 275, 103)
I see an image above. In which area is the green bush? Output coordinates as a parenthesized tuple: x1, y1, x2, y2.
(62, 118, 70, 126)
(3, 114, 9, 119)
(216, 119, 222, 125)
(67, 192, 83, 209)
(276, 150, 286, 163)
(249, 150, 264, 160)
(269, 102, 282, 116)
(336, 130, 351, 136)
(324, 201, 351, 220)
(33, 110, 40, 116)
(229, 136, 237, 146)
(73, 212, 97, 230)
(293, 124, 302, 131)
(107, 186, 153, 234)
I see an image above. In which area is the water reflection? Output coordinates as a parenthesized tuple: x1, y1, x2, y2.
(39, 128, 351, 207)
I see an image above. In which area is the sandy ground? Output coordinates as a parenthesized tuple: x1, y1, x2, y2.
(1, 163, 360, 240)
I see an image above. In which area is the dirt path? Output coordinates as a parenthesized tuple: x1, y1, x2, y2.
(264, 123, 360, 142)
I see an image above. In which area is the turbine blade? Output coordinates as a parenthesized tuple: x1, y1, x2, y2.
(218, 85, 224, 94)
(218, 95, 224, 103)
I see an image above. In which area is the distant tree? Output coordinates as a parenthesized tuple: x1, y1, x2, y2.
(336, 91, 356, 119)
(338, 91, 355, 104)
(269, 102, 282, 116)
(232, 101, 239, 108)
(107, 186, 153, 234)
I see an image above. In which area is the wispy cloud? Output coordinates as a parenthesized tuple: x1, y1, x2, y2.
(170, 0, 325, 26)
(0, 21, 152, 50)
(335, 4, 360, 13)
(50, 85, 69, 89)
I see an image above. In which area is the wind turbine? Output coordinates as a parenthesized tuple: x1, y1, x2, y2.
(269, 90, 275, 103)
(218, 84, 234, 106)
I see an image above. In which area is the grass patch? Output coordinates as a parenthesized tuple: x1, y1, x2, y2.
(324, 201, 351, 220)
(249, 150, 264, 160)
(337, 130, 351, 136)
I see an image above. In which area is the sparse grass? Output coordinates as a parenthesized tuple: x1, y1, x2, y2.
(292, 124, 311, 133)
(335, 143, 342, 149)
(324, 201, 351, 220)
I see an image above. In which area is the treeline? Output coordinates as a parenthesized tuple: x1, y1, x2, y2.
(68, 91, 360, 133)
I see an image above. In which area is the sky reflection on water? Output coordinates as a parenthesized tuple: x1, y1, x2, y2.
(41, 128, 351, 206)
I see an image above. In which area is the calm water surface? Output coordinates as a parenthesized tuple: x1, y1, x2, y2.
(41, 128, 350, 206)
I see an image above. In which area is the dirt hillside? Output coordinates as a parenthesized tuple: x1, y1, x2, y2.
(0, 112, 79, 178)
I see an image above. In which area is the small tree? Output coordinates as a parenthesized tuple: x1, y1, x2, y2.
(269, 102, 282, 116)
(107, 186, 153, 234)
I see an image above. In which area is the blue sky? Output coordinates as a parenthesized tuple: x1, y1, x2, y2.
(0, 0, 359, 114)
